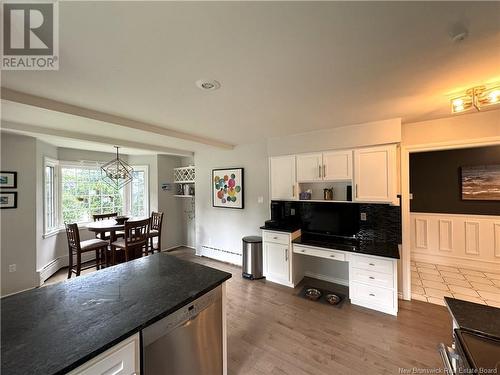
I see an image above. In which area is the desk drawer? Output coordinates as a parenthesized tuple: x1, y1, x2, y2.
(263, 231, 290, 245)
(293, 245, 346, 262)
(351, 268, 394, 289)
(350, 282, 395, 309)
(351, 254, 394, 274)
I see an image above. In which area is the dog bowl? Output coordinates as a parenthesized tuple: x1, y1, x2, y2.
(325, 293, 341, 305)
(305, 288, 322, 301)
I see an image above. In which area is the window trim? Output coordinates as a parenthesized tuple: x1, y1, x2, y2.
(43, 157, 59, 237)
(125, 165, 150, 217)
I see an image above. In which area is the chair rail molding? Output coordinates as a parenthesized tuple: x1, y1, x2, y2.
(410, 212, 500, 272)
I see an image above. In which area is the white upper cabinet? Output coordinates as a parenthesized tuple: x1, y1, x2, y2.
(270, 155, 296, 200)
(322, 150, 352, 181)
(296, 153, 323, 182)
(353, 145, 397, 204)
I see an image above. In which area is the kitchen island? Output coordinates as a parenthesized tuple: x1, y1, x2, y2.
(1, 253, 231, 375)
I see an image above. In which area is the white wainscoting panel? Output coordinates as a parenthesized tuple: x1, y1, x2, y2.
(464, 221, 480, 256)
(411, 213, 500, 272)
(438, 219, 453, 252)
(494, 223, 500, 258)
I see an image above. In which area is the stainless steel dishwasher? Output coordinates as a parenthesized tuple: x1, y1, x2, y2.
(142, 286, 223, 374)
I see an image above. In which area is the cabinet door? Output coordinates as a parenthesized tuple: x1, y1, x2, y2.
(270, 156, 296, 200)
(264, 242, 290, 283)
(322, 150, 352, 181)
(353, 145, 396, 203)
(296, 153, 323, 182)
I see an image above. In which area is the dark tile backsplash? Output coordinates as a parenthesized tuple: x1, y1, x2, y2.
(270, 200, 402, 244)
(357, 204, 402, 244)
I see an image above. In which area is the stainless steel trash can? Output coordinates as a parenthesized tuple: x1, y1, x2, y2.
(242, 236, 263, 280)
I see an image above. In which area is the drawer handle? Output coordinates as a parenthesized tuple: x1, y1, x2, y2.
(330, 255, 336, 258)
(273, 236, 278, 240)
(369, 276, 375, 280)
(301, 249, 306, 252)
(369, 293, 375, 297)
(369, 263, 375, 266)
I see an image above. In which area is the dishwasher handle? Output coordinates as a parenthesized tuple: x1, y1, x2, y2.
(438, 343, 456, 374)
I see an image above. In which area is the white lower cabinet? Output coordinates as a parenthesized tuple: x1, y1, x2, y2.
(262, 230, 299, 287)
(348, 253, 398, 316)
(68, 333, 140, 375)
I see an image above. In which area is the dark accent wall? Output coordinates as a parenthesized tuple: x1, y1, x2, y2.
(410, 146, 500, 216)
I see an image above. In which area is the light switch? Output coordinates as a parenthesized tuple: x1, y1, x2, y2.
(257, 196, 264, 204)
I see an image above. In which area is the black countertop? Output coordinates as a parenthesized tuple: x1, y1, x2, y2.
(260, 224, 301, 233)
(445, 297, 500, 339)
(292, 233, 400, 259)
(1, 253, 231, 375)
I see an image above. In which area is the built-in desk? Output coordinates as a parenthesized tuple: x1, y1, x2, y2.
(262, 229, 400, 316)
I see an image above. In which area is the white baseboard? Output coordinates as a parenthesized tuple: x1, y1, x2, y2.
(303, 271, 349, 287)
(37, 252, 96, 285)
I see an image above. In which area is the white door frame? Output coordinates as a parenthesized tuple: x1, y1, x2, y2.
(400, 136, 500, 300)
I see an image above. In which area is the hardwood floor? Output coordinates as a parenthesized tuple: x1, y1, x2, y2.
(47, 247, 452, 374)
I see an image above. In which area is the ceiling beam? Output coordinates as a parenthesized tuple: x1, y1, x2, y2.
(1, 121, 194, 157)
(1, 88, 234, 150)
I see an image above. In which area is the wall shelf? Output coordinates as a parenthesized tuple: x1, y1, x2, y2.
(174, 166, 195, 184)
(173, 194, 195, 198)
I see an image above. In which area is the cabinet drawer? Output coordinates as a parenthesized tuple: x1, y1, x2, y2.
(263, 231, 290, 245)
(351, 254, 394, 274)
(351, 268, 394, 289)
(293, 245, 346, 262)
(350, 282, 395, 308)
(69, 333, 139, 375)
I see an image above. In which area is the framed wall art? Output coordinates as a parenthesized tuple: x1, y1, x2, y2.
(461, 164, 500, 201)
(0, 171, 17, 189)
(212, 168, 244, 209)
(0, 192, 17, 209)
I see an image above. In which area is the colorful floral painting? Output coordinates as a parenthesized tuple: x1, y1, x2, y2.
(212, 168, 244, 209)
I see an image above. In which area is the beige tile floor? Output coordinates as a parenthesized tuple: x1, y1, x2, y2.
(411, 260, 500, 307)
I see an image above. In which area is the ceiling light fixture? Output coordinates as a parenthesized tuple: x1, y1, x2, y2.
(451, 84, 500, 114)
(101, 146, 134, 189)
(195, 79, 221, 91)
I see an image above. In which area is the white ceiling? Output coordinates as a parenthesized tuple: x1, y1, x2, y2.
(2, 1, 500, 152)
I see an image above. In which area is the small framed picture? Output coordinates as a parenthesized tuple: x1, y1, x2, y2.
(212, 168, 244, 209)
(0, 171, 17, 189)
(0, 192, 17, 209)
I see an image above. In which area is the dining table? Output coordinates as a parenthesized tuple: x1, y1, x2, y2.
(87, 217, 148, 265)
(87, 217, 148, 242)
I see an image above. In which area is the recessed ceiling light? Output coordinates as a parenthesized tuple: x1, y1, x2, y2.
(195, 79, 221, 91)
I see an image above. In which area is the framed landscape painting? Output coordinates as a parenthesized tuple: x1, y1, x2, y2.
(461, 164, 500, 201)
(212, 168, 244, 209)
(0, 171, 17, 189)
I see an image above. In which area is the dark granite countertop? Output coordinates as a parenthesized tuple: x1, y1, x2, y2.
(292, 235, 400, 259)
(1, 253, 231, 375)
(445, 297, 500, 339)
(260, 225, 301, 233)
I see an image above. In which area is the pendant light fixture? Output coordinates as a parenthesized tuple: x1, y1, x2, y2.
(101, 146, 134, 189)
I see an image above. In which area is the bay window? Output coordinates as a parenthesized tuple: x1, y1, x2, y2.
(43, 159, 149, 235)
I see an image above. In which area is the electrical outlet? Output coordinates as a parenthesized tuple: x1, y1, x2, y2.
(257, 196, 264, 204)
(8, 264, 16, 273)
(360, 213, 367, 221)
(291, 208, 296, 215)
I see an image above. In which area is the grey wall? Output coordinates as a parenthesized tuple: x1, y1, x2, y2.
(156, 154, 184, 249)
(1, 133, 38, 296)
(194, 141, 269, 265)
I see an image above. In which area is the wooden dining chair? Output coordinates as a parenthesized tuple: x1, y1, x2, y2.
(147, 211, 164, 255)
(65, 223, 108, 278)
(110, 218, 150, 264)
